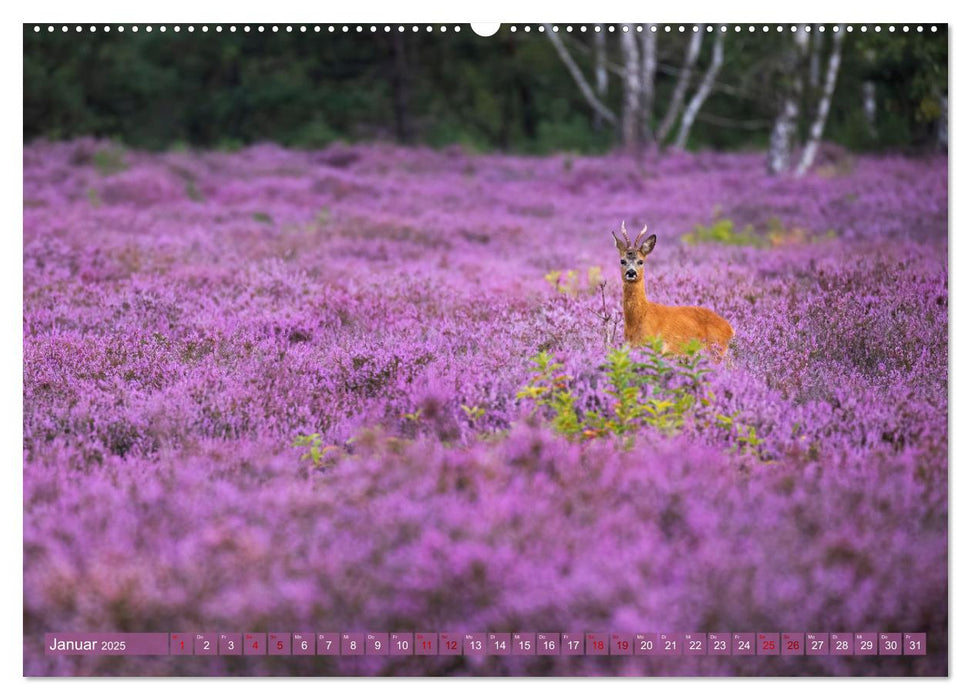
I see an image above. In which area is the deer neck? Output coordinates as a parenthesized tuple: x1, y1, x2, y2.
(623, 277, 651, 318)
(623, 277, 656, 336)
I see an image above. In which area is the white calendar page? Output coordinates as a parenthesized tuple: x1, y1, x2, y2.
(15, 2, 952, 683)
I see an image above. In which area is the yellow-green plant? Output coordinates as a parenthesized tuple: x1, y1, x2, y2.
(401, 409, 423, 423)
(516, 352, 582, 436)
(461, 404, 486, 424)
(518, 341, 710, 444)
(682, 218, 763, 247)
(682, 216, 836, 249)
(292, 432, 336, 467)
(518, 340, 764, 456)
(544, 266, 605, 297)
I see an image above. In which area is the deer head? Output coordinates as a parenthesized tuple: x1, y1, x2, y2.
(612, 221, 657, 283)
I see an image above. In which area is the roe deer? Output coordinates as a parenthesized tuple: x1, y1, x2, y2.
(612, 221, 734, 359)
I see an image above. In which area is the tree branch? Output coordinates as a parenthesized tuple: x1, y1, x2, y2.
(796, 27, 845, 176)
(640, 30, 658, 142)
(545, 26, 617, 125)
(561, 35, 762, 103)
(620, 29, 643, 149)
(674, 32, 725, 149)
(767, 30, 810, 175)
(657, 31, 704, 142)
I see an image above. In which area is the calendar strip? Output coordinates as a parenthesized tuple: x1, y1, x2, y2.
(45, 632, 926, 657)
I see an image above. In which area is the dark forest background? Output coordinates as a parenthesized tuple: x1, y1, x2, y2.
(23, 25, 947, 155)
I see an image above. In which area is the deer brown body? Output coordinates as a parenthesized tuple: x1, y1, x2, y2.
(614, 222, 734, 358)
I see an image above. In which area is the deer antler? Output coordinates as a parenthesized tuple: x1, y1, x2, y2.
(620, 220, 631, 248)
(633, 224, 649, 249)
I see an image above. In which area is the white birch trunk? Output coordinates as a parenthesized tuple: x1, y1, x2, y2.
(640, 30, 657, 142)
(545, 25, 617, 126)
(796, 28, 845, 176)
(767, 31, 810, 175)
(657, 31, 703, 143)
(620, 29, 642, 150)
(862, 81, 877, 137)
(674, 33, 725, 149)
(594, 31, 608, 99)
(861, 49, 877, 138)
(593, 30, 608, 130)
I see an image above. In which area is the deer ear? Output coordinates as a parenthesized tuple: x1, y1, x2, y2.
(639, 234, 657, 256)
(612, 232, 627, 253)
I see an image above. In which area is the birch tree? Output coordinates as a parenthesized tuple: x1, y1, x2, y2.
(674, 32, 725, 149)
(640, 29, 658, 143)
(767, 30, 810, 175)
(545, 25, 617, 128)
(657, 30, 704, 143)
(619, 28, 643, 150)
(593, 30, 608, 130)
(862, 81, 877, 137)
(796, 27, 845, 176)
(861, 48, 877, 138)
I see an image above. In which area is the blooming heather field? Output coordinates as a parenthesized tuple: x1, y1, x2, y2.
(23, 140, 947, 675)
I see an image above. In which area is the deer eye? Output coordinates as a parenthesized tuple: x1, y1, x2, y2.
(620, 259, 626, 265)
(637, 260, 643, 266)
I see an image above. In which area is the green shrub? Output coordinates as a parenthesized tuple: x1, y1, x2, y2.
(516, 351, 583, 436)
(518, 340, 764, 457)
(683, 217, 837, 248)
(681, 218, 764, 247)
(293, 432, 329, 467)
(517, 340, 708, 442)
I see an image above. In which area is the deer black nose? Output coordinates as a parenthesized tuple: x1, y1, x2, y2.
(625, 270, 637, 280)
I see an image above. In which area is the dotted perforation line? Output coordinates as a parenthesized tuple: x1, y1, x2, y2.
(30, 24, 942, 34)
(31, 24, 468, 34)
(533, 24, 936, 34)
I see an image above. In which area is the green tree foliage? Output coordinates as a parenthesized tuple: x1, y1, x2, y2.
(23, 26, 947, 153)
(826, 29, 948, 150)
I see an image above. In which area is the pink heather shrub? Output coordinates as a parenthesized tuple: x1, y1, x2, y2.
(23, 140, 947, 675)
